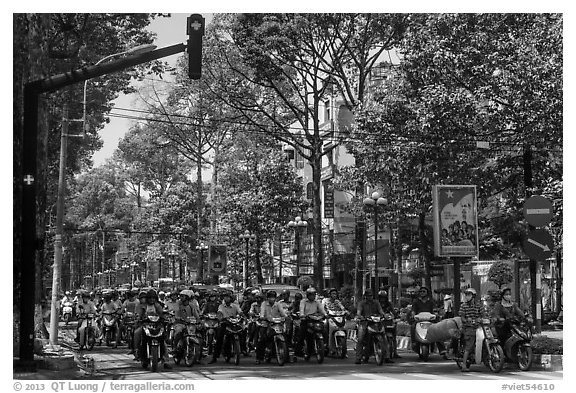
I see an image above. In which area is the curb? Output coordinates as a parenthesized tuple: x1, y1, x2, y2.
(531, 354, 563, 371)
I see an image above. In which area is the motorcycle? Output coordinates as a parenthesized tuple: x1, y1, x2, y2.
(222, 316, 246, 365)
(497, 317, 533, 371)
(202, 313, 220, 356)
(78, 312, 96, 350)
(413, 312, 437, 361)
(62, 301, 74, 325)
(264, 317, 289, 366)
(326, 310, 348, 359)
(173, 316, 203, 367)
(122, 312, 136, 351)
(455, 317, 505, 373)
(358, 315, 388, 365)
(383, 311, 400, 359)
(141, 312, 165, 372)
(101, 310, 119, 347)
(303, 313, 326, 364)
(164, 311, 176, 346)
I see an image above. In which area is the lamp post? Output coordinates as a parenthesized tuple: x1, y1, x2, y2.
(168, 242, 178, 287)
(239, 230, 256, 289)
(363, 192, 388, 296)
(195, 243, 208, 284)
(130, 262, 138, 286)
(288, 216, 308, 286)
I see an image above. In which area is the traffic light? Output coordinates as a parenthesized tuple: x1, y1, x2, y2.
(187, 14, 205, 80)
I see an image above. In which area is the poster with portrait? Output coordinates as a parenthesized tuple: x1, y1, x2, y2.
(432, 185, 479, 258)
(208, 244, 227, 275)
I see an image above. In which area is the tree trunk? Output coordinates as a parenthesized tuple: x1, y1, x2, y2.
(311, 153, 324, 290)
(255, 235, 263, 284)
(419, 211, 432, 291)
(196, 138, 204, 282)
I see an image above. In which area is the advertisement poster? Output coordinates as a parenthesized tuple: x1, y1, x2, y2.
(432, 185, 479, 257)
(208, 244, 227, 275)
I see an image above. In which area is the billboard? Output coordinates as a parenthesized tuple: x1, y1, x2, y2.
(207, 244, 227, 275)
(432, 185, 479, 258)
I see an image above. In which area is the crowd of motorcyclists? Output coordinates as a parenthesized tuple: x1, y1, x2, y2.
(55, 284, 534, 372)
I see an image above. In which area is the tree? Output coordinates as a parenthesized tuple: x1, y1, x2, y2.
(487, 261, 513, 290)
(205, 13, 406, 289)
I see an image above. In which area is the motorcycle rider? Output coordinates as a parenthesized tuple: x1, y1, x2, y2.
(323, 288, 347, 357)
(459, 287, 483, 372)
(492, 287, 526, 343)
(290, 292, 304, 354)
(378, 289, 400, 359)
(75, 291, 97, 347)
(172, 290, 200, 355)
(240, 289, 254, 316)
(296, 287, 326, 357)
(99, 291, 121, 347)
(208, 292, 245, 364)
(410, 287, 447, 358)
(355, 289, 390, 364)
(255, 290, 287, 364)
(134, 289, 171, 369)
(121, 290, 139, 355)
(247, 291, 264, 350)
(277, 289, 294, 349)
(201, 290, 221, 315)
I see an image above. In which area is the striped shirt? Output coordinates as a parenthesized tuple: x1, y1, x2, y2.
(459, 301, 483, 328)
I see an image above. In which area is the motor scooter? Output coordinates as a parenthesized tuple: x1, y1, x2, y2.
(455, 317, 505, 373)
(222, 316, 246, 365)
(173, 316, 203, 367)
(62, 301, 74, 325)
(302, 313, 326, 364)
(264, 316, 289, 366)
(358, 315, 388, 365)
(101, 310, 120, 347)
(202, 313, 220, 356)
(78, 312, 96, 350)
(141, 312, 165, 372)
(497, 317, 533, 371)
(413, 312, 437, 361)
(122, 312, 136, 351)
(383, 311, 400, 359)
(326, 310, 348, 358)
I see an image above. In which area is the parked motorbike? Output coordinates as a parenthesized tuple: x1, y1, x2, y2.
(455, 317, 505, 373)
(141, 312, 165, 372)
(264, 317, 288, 366)
(173, 316, 203, 367)
(222, 316, 246, 365)
(202, 313, 220, 356)
(326, 310, 348, 359)
(78, 312, 96, 351)
(497, 317, 533, 371)
(61, 301, 74, 325)
(358, 315, 388, 365)
(413, 312, 437, 361)
(101, 310, 119, 347)
(303, 313, 326, 364)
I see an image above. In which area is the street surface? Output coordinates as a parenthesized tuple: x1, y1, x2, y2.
(40, 323, 562, 381)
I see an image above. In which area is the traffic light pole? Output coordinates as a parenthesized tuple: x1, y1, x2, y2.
(18, 41, 194, 368)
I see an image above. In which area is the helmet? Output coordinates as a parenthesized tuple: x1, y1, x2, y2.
(306, 287, 317, 295)
(378, 290, 387, 298)
(180, 289, 194, 299)
(146, 289, 158, 299)
(363, 289, 373, 296)
(252, 290, 262, 299)
(328, 288, 338, 295)
(103, 292, 112, 300)
(419, 287, 430, 294)
(138, 290, 147, 299)
(158, 291, 165, 296)
(65, 291, 71, 296)
(444, 294, 452, 300)
(208, 290, 217, 297)
(500, 287, 512, 296)
(294, 292, 303, 300)
(79, 290, 89, 298)
(464, 288, 477, 296)
(267, 290, 277, 298)
(281, 289, 291, 297)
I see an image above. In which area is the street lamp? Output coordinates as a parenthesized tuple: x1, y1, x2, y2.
(195, 243, 208, 284)
(82, 44, 156, 135)
(96, 271, 103, 288)
(288, 216, 308, 286)
(168, 242, 178, 288)
(239, 230, 256, 289)
(363, 191, 388, 295)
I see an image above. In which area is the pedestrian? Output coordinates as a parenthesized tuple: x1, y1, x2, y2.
(459, 288, 483, 372)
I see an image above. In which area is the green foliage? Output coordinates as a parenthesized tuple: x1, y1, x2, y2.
(487, 261, 513, 289)
(531, 336, 563, 355)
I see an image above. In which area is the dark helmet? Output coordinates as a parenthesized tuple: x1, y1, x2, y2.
(419, 287, 430, 294)
(281, 289, 291, 297)
(103, 292, 112, 301)
(146, 289, 158, 299)
(500, 287, 512, 296)
(267, 290, 277, 298)
(328, 288, 338, 295)
(294, 292, 303, 300)
(207, 290, 217, 297)
(363, 289, 373, 297)
(138, 290, 147, 299)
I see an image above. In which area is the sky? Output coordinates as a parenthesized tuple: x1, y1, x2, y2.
(91, 13, 210, 166)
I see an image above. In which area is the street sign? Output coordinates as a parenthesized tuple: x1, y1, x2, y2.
(522, 229, 554, 261)
(523, 195, 553, 227)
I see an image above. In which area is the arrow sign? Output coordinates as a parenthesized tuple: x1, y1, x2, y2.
(523, 229, 554, 261)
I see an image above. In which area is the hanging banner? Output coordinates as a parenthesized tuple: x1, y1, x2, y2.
(323, 180, 334, 219)
(432, 185, 479, 258)
(208, 244, 227, 275)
